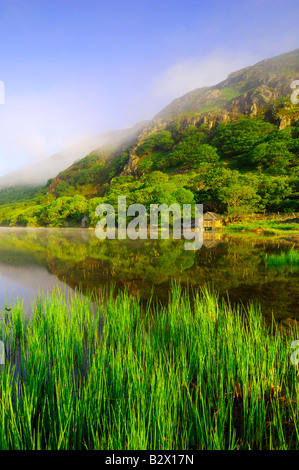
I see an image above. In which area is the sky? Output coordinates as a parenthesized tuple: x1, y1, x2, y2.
(0, 0, 298, 177)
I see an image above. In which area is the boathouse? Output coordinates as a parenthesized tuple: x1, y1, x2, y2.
(203, 212, 222, 231)
(182, 212, 222, 232)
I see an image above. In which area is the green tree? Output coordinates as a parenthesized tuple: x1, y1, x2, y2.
(212, 117, 276, 159)
(250, 141, 294, 174)
(136, 131, 175, 156)
(257, 175, 293, 211)
(218, 182, 261, 221)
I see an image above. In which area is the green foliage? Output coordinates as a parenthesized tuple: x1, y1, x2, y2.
(265, 248, 299, 267)
(137, 125, 218, 172)
(194, 168, 261, 219)
(104, 171, 194, 214)
(49, 151, 107, 198)
(108, 151, 130, 178)
(250, 141, 295, 174)
(0, 114, 299, 226)
(220, 86, 242, 100)
(0, 186, 46, 206)
(1, 284, 299, 449)
(136, 130, 175, 156)
(257, 175, 293, 211)
(172, 143, 219, 168)
(218, 179, 261, 221)
(212, 117, 276, 159)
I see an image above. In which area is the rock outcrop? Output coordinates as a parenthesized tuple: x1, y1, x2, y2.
(120, 48, 299, 177)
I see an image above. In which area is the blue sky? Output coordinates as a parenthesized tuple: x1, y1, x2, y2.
(0, 0, 298, 177)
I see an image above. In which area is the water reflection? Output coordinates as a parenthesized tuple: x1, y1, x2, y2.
(0, 263, 75, 313)
(0, 227, 298, 321)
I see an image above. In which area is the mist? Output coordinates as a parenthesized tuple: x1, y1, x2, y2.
(0, 44, 297, 188)
(0, 0, 298, 187)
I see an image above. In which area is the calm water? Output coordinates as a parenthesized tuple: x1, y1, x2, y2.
(0, 227, 298, 321)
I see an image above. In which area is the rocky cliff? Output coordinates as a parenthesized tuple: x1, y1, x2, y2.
(120, 49, 299, 176)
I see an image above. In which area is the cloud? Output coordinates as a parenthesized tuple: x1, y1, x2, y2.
(0, 44, 296, 180)
(150, 50, 259, 103)
(100, 50, 262, 129)
(0, 81, 108, 177)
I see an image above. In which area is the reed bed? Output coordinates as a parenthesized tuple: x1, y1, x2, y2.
(265, 248, 299, 267)
(0, 284, 299, 450)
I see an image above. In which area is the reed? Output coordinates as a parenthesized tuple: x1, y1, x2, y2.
(0, 284, 298, 450)
(265, 248, 299, 267)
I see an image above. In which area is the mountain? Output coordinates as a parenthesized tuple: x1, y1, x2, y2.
(0, 120, 148, 189)
(118, 48, 299, 177)
(46, 48, 299, 195)
(2, 48, 299, 190)
(0, 48, 299, 224)
(155, 48, 299, 121)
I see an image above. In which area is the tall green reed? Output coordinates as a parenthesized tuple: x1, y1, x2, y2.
(0, 283, 298, 450)
(265, 248, 299, 267)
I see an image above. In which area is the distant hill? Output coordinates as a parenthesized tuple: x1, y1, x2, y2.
(0, 120, 148, 189)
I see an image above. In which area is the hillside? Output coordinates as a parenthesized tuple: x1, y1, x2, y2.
(155, 48, 299, 121)
(0, 48, 298, 227)
(0, 120, 148, 190)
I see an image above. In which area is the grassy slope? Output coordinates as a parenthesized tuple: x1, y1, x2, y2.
(0, 186, 46, 206)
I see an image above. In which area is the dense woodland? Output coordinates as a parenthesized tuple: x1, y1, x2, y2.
(0, 114, 298, 227)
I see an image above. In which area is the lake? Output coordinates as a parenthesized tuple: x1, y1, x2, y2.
(0, 227, 298, 322)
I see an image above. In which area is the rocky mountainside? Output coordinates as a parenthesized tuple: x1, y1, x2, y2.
(155, 48, 299, 121)
(1, 48, 299, 197)
(1, 49, 299, 225)
(118, 49, 299, 177)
